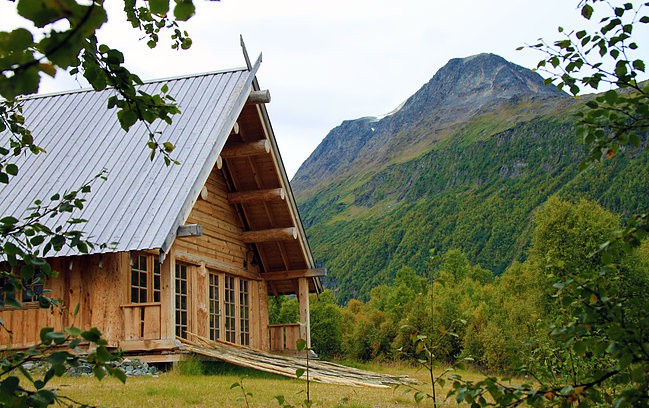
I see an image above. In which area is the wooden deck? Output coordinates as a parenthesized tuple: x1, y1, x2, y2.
(181, 336, 417, 388)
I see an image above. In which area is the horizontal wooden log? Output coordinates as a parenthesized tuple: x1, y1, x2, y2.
(241, 227, 297, 243)
(177, 224, 203, 237)
(262, 268, 327, 282)
(220, 139, 270, 158)
(247, 89, 271, 104)
(174, 251, 262, 281)
(227, 188, 285, 204)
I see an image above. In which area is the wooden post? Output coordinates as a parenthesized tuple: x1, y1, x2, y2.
(258, 281, 269, 351)
(193, 261, 208, 340)
(160, 251, 173, 340)
(298, 277, 311, 348)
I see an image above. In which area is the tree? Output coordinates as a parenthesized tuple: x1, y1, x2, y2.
(0, 0, 216, 405)
(448, 1, 649, 406)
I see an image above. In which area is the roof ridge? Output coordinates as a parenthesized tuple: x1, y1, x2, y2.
(24, 66, 251, 100)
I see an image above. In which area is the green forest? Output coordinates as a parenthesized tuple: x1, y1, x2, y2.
(299, 111, 649, 303)
(273, 195, 649, 403)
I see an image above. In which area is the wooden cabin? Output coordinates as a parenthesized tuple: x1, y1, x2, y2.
(0, 56, 323, 361)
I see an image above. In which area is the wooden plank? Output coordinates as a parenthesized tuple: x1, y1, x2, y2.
(143, 305, 161, 340)
(285, 325, 300, 351)
(122, 307, 140, 340)
(118, 339, 178, 352)
(270, 325, 283, 351)
(180, 336, 418, 388)
(88, 253, 126, 346)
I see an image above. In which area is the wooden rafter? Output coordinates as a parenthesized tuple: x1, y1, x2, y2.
(227, 188, 285, 204)
(261, 268, 326, 281)
(220, 140, 269, 158)
(241, 228, 297, 243)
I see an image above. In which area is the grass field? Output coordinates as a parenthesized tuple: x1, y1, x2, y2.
(48, 360, 486, 407)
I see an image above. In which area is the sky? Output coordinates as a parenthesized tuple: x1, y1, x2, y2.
(2, 0, 646, 177)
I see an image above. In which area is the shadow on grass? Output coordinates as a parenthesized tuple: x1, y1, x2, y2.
(175, 357, 292, 380)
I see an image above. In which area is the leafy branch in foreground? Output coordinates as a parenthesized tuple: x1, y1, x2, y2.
(524, 0, 649, 167)
(0, 0, 208, 165)
(0, 322, 125, 407)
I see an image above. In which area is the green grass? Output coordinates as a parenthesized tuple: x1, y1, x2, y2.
(48, 362, 486, 407)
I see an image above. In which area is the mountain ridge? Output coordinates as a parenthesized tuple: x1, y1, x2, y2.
(292, 53, 568, 199)
(291, 53, 648, 302)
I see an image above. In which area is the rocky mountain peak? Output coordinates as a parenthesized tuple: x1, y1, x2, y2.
(291, 54, 567, 198)
(396, 53, 563, 121)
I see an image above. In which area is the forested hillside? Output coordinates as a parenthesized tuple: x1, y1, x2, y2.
(292, 54, 649, 302)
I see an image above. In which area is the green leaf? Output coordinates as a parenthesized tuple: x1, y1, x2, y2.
(16, 0, 66, 27)
(295, 368, 305, 379)
(604, 90, 618, 104)
(81, 327, 102, 342)
(149, 0, 170, 15)
(65, 326, 82, 337)
(296, 338, 307, 351)
(174, 1, 195, 21)
(581, 4, 594, 19)
(633, 59, 645, 71)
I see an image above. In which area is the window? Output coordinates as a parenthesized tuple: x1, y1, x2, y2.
(22, 271, 44, 303)
(224, 275, 236, 343)
(175, 264, 188, 339)
(1, 270, 44, 307)
(239, 279, 250, 346)
(211, 273, 249, 346)
(209, 273, 220, 341)
(130, 254, 161, 303)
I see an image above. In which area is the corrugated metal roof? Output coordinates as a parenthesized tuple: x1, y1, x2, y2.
(0, 63, 258, 257)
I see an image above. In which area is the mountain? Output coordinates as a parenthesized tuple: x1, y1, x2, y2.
(292, 54, 649, 302)
(292, 53, 566, 199)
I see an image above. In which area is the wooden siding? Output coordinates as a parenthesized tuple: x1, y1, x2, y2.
(0, 253, 128, 348)
(175, 167, 255, 274)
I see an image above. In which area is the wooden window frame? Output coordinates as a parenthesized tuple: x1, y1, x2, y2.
(175, 263, 189, 339)
(208, 272, 220, 341)
(129, 253, 161, 304)
(1, 269, 45, 310)
(224, 275, 236, 343)
(239, 278, 250, 346)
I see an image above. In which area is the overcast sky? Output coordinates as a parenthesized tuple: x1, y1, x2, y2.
(3, 1, 647, 177)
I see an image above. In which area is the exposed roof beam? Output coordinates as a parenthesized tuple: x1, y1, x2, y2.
(247, 89, 271, 105)
(220, 139, 270, 158)
(262, 268, 327, 282)
(241, 227, 297, 243)
(176, 224, 203, 237)
(228, 188, 285, 204)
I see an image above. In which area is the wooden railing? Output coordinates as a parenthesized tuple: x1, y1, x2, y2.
(268, 323, 301, 352)
(121, 303, 161, 340)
